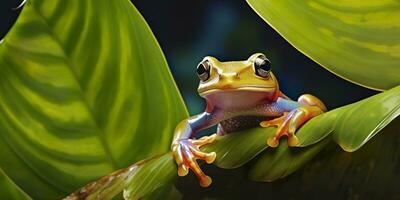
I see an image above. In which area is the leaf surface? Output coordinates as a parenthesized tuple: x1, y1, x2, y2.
(247, 0, 400, 90)
(0, 0, 187, 198)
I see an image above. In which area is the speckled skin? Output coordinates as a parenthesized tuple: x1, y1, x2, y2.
(217, 98, 299, 134)
(171, 53, 327, 187)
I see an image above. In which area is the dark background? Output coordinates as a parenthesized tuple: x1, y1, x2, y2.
(0, 0, 382, 199)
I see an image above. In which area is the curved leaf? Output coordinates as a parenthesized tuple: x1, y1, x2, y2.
(201, 127, 275, 168)
(65, 154, 178, 200)
(248, 138, 330, 182)
(296, 85, 400, 151)
(65, 85, 400, 198)
(0, 0, 187, 198)
(247, 0, 400, 90)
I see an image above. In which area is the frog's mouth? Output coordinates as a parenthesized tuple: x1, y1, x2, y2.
(199, 85, 276, 97)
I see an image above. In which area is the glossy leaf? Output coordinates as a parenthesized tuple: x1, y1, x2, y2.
(65, 154, 179, 200)
(0, 0, 187, 198)
(296, 85, 400, 151)
(247, 0, 400, 90)
(65, 84, 400, 198)
(201, 127, 275, 168)
(181, 120, 400, 199)
(0, 169, 31, 200)
(248, 138, 330, 182)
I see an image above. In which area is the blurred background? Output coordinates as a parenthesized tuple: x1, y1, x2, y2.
(0, 0, 377, 116)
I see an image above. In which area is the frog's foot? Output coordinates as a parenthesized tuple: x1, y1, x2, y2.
(171, 134, 217, 187)
(260, 105, 324, 148)
(260, 112, 295, 147)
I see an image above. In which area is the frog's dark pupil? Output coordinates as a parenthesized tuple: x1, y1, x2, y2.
(254, 56, 271, 78)
(259, 60, 271, 71)
(197, 63, 207, 75)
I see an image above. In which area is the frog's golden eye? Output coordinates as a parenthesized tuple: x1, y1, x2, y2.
(197, 60, 211, 82)
(254, 55, 271, 78)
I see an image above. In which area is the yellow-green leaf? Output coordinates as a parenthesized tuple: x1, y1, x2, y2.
(201, 127, 275, 169)
(248, 138, 330, 182)
(247, 0, 400, 90)
(0, 0, 187, 198)
(296, 85, 400, 151)
(65, 154, 178, 200)
(65, 84, 400, 197)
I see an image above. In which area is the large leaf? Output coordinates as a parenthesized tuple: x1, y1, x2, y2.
(177, 120, 400, 199)
(0, 0, 187, 198)
(296, 85, 400, 151)
(66, 84, 399, 198)
(0, 169, 31, 200)
(65, 154, 179, 200)
(247, 0, 400, 90)
(201, 126, 275, 169)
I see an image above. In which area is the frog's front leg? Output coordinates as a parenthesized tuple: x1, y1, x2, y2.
(171, 112, 220, 187)
(260, 94, 327, 147)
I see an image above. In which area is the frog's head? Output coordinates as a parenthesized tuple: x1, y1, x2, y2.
(196, 53, 279, 108)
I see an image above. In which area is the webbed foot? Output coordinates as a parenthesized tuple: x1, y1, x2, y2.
(171, 134, 217, 187)
(260, 94, 326, 147)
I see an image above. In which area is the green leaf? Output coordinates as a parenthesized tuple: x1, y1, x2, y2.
(178, 120, 400, 199)
(65, 84, 400, 198)
(65, 153, 179, 200)
(201, 127, 275, 168)
(296, 85, 400, 151)
(248, 138, 330, 182)
(246, 0, 400, 90)
(0, 0, 187, 198)
(0, 169, 31, 200)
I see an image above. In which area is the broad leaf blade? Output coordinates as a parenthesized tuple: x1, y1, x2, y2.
(201, 127, 275, 169)
(0, 0, 187, 198)
(247, 0, 400, 90)
(333, 86, 400, 151)
(296, 85, 400, 151)
(65, 154, 179, 200)
(65, 85, 400, 198)
(248, 138, 329, 182)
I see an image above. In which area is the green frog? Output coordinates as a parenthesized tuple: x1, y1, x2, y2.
(171, 53, 326, 187)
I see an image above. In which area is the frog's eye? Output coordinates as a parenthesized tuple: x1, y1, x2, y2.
(197, 60, 211, 81)
(254, 55, 271, 78)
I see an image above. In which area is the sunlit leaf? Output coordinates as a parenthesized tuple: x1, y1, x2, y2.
(0, 0, 187, 198)
(201, 127, 275, 168)
(247, 0, 400, 90)
(65, 154, 179, 200)
(296, 85, 400, 151)
(65, 84, 399, 198)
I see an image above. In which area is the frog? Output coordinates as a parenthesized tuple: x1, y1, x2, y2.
(171, 53, 327, 187)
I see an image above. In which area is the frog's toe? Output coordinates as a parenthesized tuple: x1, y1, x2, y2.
(199, 175, 212, 187)
(190, 134, 217, 146)
(177, 164, 189, 176)
(172, 138, 217, 187)
(260, 112, 288, 128)
(189, 146, 216, 164)
(287, 134, 300, 147)
(267, 136, 280, 147)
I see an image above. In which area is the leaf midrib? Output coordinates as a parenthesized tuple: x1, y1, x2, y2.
(30, 4, 118, 168)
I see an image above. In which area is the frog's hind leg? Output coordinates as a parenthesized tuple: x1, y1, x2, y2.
(261, 94, 326, 147)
